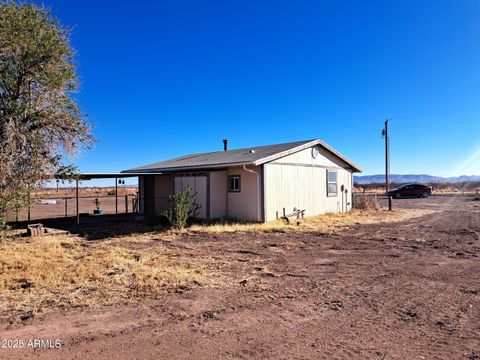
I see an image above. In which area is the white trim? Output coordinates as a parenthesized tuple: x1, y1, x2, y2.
(242, 165, 262, 222)
(253, 140, 319, 166)
(253, 139, 362, 173)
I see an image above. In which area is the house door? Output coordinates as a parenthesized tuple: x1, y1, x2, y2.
(174, 175, 208, 219)
(144, 176, 155, 214)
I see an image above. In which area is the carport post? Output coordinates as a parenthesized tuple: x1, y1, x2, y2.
(76, 179, 80, 229)
(115, 177, 118, 214)
(125, 195, 128, 216)
(15, 197, 18, 223)
(64, 197, 68, 218)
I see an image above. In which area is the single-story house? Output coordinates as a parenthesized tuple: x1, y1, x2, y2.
(122, 139, 362, 222)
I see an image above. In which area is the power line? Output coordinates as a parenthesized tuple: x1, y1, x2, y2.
(318, 108, 480, 135)
(390, 119, 480, 130)
(392, 107, 480, 120)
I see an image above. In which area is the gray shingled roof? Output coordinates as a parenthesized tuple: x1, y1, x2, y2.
(122, 139, 362, 173)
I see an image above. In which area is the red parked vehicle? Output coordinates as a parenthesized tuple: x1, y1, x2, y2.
(387, 183, 432, 199)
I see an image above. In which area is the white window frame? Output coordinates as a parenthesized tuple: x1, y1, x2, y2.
(327, 170, 338, 197)
(228, 175, 241, 192)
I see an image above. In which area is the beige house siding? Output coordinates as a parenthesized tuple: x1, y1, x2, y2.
(209, 170, 227, 219)
(154, 175, 174, 215)
(264, 146, 354, 221)
(227, 166, 262, 221)
(137, 175, 173, 215)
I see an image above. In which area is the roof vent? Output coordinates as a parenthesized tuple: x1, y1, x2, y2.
(222, 139, 228, 151)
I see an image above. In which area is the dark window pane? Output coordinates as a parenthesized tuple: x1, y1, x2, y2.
(229, 176, 240, 191)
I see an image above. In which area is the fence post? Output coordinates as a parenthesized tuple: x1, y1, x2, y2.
(125, 195, 128, 216)
(115, 177, 118, 214)
(388, 195, 392, 211)
(27, 194, 31, 222)
(65, 197, 68, 218)
(76, 179, 80, 229)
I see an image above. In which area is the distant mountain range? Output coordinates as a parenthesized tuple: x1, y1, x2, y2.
(354, 174, 480, 185)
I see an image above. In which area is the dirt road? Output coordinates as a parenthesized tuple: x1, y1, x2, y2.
(1, 197, 479, 359)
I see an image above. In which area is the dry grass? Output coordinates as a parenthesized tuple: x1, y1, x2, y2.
(188, 208, 434, 234)
(0, 208, 434, 319)
(0, 234, 219, 319)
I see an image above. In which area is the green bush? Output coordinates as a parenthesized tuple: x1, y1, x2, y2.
(163, 185, 199, 229)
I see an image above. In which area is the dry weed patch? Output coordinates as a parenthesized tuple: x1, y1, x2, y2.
(188, 208, 434, 234)
(0, 234, 219, 319)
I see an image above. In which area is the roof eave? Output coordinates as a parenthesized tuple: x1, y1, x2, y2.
(121, 161, 255, 174)
(253, 139, 362, 172)
(253, 139, 320, 166)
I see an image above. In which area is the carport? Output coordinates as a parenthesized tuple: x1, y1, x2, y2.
(55, 172, 160, 228)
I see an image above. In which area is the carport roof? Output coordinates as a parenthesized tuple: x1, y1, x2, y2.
(52, 173, 161, 180)
(122, 139, 362, 173)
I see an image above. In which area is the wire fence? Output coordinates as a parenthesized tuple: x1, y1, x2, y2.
(5, 195, 139, 223)
(352, 192, 379, 210)
(137, 196, 170, 216)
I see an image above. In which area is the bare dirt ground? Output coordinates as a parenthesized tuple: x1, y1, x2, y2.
(1, 196, 479, 359)
(5, 187, 138, 222)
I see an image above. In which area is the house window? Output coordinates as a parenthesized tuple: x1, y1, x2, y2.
(327, 170, 337, 196)
(228, 175, 241, 192)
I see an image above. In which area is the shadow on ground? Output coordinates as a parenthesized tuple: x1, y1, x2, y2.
(9, 214, 165, 240)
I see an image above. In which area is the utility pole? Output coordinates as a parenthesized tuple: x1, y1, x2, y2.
(384, 119, 390, 193)
(382, 119, 392, 210)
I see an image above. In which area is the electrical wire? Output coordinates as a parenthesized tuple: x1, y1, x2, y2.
(392, 107, 480, 120)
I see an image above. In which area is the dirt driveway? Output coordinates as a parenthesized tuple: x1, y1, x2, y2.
(1, 196, 479, 359)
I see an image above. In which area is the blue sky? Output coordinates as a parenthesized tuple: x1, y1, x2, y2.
(34, 0, 480, 184)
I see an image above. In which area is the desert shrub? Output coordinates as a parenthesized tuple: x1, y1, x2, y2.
(163, 185, 199, 229)
(0, 191, 28, 233)
(353, 193, 379, 210)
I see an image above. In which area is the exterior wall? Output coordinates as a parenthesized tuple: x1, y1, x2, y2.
(264, 146, 354, 221)
(209, 170, 227, 219)
(138, 175, 174, 215)
(139, 172, 227, 220)
(154, 175, 174, 215)
(227, 166, 262, 222)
